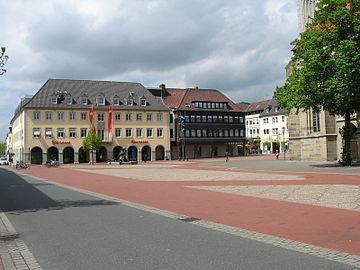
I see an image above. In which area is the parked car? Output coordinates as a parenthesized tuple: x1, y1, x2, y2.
(0, 157, 8, 165)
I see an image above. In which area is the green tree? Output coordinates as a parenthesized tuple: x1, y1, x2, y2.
(82, 129, 102, 163)
(0, 142, 6, 155)
(275, 0, 360, 165)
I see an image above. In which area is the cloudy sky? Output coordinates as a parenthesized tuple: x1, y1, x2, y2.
(0, 0, 299, 141)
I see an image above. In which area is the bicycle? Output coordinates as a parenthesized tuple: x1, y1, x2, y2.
(15, 162, 30, 169)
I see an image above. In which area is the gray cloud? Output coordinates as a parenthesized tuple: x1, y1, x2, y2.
(0, 0, 298, 140)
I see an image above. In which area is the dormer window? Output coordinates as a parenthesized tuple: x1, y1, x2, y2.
(51, 95, 58, 104)
(274, 106, 280, 112)
(125, 94, 134, 106)
(66, 96, 73, 105)
(265, 107, 271, 113)
(80, 95, 88, 105)
(139, 96, 147, 106)
(96, 94, 105, 105)
(113, 95, 120, 106)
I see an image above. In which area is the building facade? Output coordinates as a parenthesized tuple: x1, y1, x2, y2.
(149, 85, 246, 159)
(8, 79, 171, 164)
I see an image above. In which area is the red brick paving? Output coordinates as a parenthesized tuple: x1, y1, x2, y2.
(12, 160, 360, 256)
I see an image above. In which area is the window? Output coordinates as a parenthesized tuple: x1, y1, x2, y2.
(190, 115, 195, 123)
(126, 97, 134, 106)
(45, 112, 52, 120)
(126, 113, 132, 121)
(282, 116, 285, 122)
(96, 95, 105, 105)
(147, 128, 153, 138)
(185, 129, 190, 137)
(136, 128, 143, 137)
(157, 128, 163, 138)
(51, 96, 57, 104)
(170, 129, 174, 138)
(196, 115, 201, 123)
(115, 128, 121, 138)
(81, 128, 87, 138)
(202, 129, 207, 137)
(240, 117, 244, 123)
(240, 129, 244, 136)
(272, 117, 278, 123)
(113, 96, 120, 105)
(98, 113, 104, 122)
(80, 96, 88, 105)
(57, 128, 65, 138)
(136, 113, 142, 121)
(81, 112, 87, 121)
(157, 113, 163, 122)
(193, 102, 199, 108)
(58, 112, 64, 120)
(66, 96, 72, 105)
(207, 115, 212, 123)
(224, 130, 229, 137)
(202, 115, 207, 123)
(69, 112, 76, 121)
(115, 113, 121, 121)
(229, 129, 234, 137)
(34, 111, 40, 120)
(312, 112, 320, 132)
(146, 113, 152, 121)
(33, 128, 40, 139)
(140, 97, 147, 106)
(45, 128, 52, 138)
(197, 129, 201, 137)
(191, 129, 196, 137)
(229, 116, 233, 123)
(235, 129, 239, 137)
(126, 128, 132, 137)
(263, 118, 269, 124)
(272, 128, 278, 135)
(97, 129, 105, 140)
(69, 128, 76, 138)
(264, 129, 269, 135)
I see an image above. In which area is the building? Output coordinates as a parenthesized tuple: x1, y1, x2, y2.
(149, 85, 246, 159)
(286, 0, 359, 161)
(259, 98, 289, 154)
(8, 79, 171, 164)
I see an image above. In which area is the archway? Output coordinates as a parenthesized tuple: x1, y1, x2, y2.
(31, 147, 43, 164)
(47, 147, 59, 161)
(63, 147, 74, 164)
(141, 146, 151, 161)
(155, 145, 165, 160)
(78, 147, 89, 163)
(128, 146, 137, 161)
(113, 146, 123, 161)
(96, 146, 107, 162)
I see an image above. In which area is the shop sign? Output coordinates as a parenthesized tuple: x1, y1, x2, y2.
(131, 140, 149, 144)
(52, 141, 71, 145)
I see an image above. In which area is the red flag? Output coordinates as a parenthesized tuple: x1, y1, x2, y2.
(89, 106, 96, 132)
(108, 106, 113, 134)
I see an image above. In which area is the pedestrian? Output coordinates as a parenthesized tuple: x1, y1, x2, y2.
(275, 150, 279, 160)
(225, 151, 229, 162)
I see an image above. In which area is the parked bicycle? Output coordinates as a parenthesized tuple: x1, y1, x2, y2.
(15, 161, 29, 169)
(44, 160, 60, 168)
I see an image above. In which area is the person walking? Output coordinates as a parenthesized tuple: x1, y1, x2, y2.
(225, 151, 229, 162)
(275, 150, 279, 160)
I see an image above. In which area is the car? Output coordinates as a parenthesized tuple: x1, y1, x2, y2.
(0, 157, 8, 165)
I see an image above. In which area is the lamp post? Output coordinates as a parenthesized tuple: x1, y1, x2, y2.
(0, 47, 9, 75)
(179, 114, 186, 161)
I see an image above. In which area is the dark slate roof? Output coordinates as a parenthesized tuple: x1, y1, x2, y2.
(259, 98, 287, 116)
(245, 99, 272, 113)
(24, 79, 169, 111)
(236, 102, 251, 111)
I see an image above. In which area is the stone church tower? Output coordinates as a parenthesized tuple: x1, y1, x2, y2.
(297, 0, 319, 33)
(287, 0, 360, 161)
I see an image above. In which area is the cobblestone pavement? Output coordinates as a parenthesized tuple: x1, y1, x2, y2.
(2, 156, 360, 269)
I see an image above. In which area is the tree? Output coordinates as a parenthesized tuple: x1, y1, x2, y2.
(0, 47, 9, 75)
(275, 0, 360, 165)
(82, 129, 102, 163)
(0, 142, 6, 155)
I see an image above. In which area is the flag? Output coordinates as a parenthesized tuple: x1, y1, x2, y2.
(108, 106, 113, 134)
(89, 105, 96, 133)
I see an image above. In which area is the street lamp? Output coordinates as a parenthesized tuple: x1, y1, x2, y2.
(179, 114, 186, 161)
(0, 47, 9, 75)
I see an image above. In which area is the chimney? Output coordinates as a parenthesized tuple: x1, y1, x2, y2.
(159, 84, 166, 98)
(194, 86, 199, 90)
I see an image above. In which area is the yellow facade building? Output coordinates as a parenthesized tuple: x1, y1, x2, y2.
(8, 79, 171, 164)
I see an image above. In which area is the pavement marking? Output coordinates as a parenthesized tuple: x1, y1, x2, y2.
(13, 170, 360, 269)
(74, 168, 305, 181)
(190, 184, 360, 211)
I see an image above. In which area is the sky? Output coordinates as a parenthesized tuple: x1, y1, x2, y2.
(0, 0, 299, 141)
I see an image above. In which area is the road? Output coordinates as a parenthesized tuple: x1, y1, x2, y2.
(0, 167, 358, 270)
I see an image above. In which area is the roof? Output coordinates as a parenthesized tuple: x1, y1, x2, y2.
(163, 87, 242, 112)
(259, 98, 287, 116)
(236, 102, 251, 111)
(244, 99, 272, 113)
(23, 79, 169, 111)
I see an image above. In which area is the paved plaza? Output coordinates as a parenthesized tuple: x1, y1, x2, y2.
(1, 155, 360, 269)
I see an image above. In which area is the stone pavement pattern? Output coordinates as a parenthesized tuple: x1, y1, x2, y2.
(2, 156, 360, 268)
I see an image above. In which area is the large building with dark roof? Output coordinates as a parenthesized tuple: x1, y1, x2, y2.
(8, 79, 171, 164)
(149, 84, 246, 159)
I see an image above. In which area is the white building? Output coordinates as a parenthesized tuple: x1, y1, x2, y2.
(259, 99, 289, 154)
